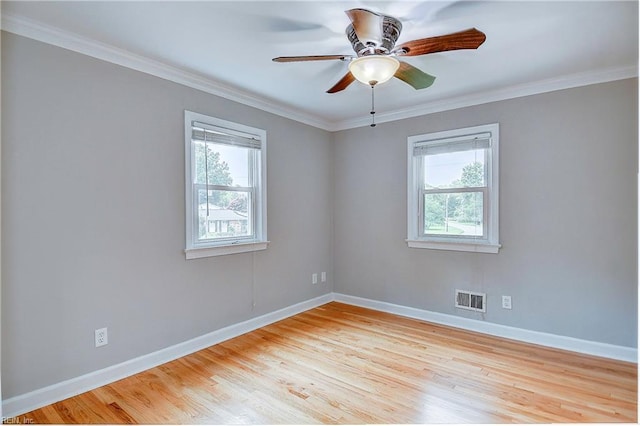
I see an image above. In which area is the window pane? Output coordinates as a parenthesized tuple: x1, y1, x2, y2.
(424, 149, 486, 189)
(197, 189, 252, 241)
(194, 141, 250, 187)
(423, 192, 483, 236)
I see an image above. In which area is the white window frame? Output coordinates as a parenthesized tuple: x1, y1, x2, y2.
(407, 123, 500, 254)
(184, 110, 268, 259)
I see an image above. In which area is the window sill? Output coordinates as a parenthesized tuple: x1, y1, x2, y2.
(406, 239, 501, 254)
(185, 241, 270, 259)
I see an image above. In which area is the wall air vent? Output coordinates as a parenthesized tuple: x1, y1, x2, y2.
(455, 289, 486, 312)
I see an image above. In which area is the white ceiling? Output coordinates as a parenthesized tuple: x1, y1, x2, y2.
(2, 1, 638, 130)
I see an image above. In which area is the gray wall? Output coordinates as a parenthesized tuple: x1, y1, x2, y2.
(333, 78, 638, 348)
(1, 33, 334, 398)
(2, 29, 637, 401)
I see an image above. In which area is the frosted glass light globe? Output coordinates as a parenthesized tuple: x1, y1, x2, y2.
(348, 55, 400, 86)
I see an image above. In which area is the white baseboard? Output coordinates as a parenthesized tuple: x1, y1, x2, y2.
(4, 291, 636, 417)
(2, 293, 333, 418)
(333, 293, 638, 363)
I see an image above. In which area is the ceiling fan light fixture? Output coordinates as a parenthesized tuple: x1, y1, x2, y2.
(348, 55, 400, 86)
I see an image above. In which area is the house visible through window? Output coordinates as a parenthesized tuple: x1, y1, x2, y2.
(407, 123, 500, 253)
(185, 111, 268, 259)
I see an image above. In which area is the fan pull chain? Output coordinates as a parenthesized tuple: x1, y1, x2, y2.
(370, 84, 376, 127)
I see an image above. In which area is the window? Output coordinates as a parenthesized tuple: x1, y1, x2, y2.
(184, 111, 267, 259)
(407, 123, 500, 253)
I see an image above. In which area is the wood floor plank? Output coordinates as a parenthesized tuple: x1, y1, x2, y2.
(11, 302, 637, 424)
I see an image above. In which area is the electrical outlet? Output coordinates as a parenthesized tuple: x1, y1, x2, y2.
(502, 296, 512, 310)
(95, 327, 108, 347)
(312, 273, 318, 284)
(321, 272, 326, 282)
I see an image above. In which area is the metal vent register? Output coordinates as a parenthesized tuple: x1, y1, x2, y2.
(455, 290, 486, 312)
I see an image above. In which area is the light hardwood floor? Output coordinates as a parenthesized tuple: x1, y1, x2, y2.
(13, 302, 638, 423)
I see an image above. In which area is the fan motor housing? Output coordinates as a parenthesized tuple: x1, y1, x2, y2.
(346, 15, 402, 56)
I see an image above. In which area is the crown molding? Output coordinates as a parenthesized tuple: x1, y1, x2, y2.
(0, 13, 334, 131)
(2, 13, 637, 133)
(330, 64, 639, 131)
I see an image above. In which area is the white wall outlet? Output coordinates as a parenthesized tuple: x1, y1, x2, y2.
(502, 295, 512, 310)
(95, 327, 108, 347)
(312, 273, 318, 284)
(321, 272, 326, 282)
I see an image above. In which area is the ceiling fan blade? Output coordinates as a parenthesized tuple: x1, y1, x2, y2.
(345, 8, 383, 46)
(262, 17, 326, 32)
(326, 72, 356, 93)
(394, 61, 436, 90)
(394, 28, 486, 56)
(273, 55, 352, 62)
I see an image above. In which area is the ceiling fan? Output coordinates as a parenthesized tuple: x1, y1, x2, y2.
(272, 8, 486, 94)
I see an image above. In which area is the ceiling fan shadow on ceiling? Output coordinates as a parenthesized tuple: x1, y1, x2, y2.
(272, 8, 486, 126)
